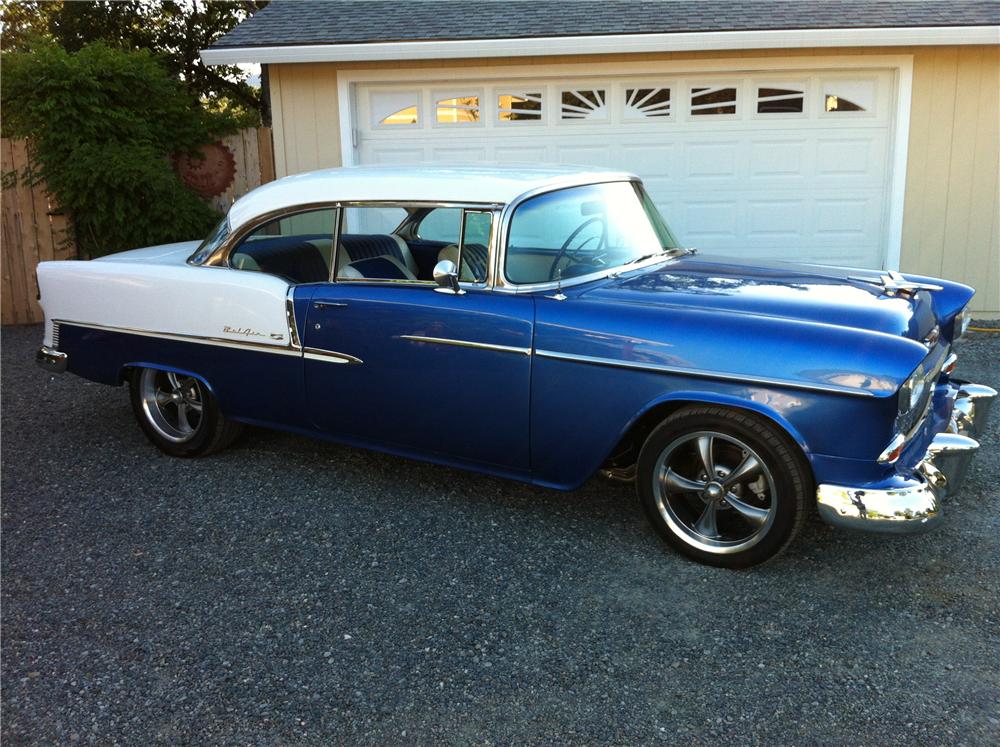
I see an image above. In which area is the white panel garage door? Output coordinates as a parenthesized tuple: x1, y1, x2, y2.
(355, 69, 896, 268)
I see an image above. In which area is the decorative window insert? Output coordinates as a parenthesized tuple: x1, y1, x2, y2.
(436, 95, 480, 124)
(371, 91, 421, 127)
(823, 80, 875, 113)
(756, 87, 804, 114)
(691, 86, 737, 116)
(498, 92, 543, 122)
(560, 89, 607, 120)
(624, 87, 672, 119)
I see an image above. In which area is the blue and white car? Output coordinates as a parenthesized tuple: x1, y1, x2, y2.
(36, 165, 995, 567)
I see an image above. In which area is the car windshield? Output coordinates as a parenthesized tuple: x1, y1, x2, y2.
(505, 181, 680, 285)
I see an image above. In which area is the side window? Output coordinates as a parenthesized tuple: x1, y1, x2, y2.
(230, 208, 336, 285)
(415, 208, 462, 243)
(457, 211, 491, 283)
(336, 206, 419, 282)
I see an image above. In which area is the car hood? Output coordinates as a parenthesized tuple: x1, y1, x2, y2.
(580, 254, 938, 341)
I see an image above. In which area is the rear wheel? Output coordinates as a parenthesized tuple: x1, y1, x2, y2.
(129, 367, 242, 457)
(636, 406, 810, 568)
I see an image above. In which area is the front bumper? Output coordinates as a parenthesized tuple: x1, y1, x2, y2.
(816, 381, 996, 534)
(36, 345, 68, 373)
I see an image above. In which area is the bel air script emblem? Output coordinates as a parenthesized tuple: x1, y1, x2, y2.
(224, 325, 284, 341)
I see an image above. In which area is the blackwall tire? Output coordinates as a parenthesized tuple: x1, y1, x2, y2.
(636, 405, 811, 569)
(128, 367, 242, 457)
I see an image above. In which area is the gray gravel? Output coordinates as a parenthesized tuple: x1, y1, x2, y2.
(3, 322, 999, 745)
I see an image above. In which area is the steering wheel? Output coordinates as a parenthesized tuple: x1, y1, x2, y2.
(548, 216, 607, 281)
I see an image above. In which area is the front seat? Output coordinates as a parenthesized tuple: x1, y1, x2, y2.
(437, 244, 489, 283)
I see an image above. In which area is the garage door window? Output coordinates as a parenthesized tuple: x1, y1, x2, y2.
(498, 92, 543, 122)
(624, 87, 672, 119)
(436, 95, 480, 124)
(560, 89, 607, 120)
(824, 80, 875, 113)
(371, 91, 420, 127)
(757, 87, 805, 114)
(691, 86, 738, 116)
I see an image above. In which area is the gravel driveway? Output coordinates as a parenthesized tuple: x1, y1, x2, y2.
(3, 323, 999, 745)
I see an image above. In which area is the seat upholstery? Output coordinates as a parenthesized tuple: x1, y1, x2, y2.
(437, 244, 489, 283)
(339, 234, 418, 276)
(232, 234, 331, 284)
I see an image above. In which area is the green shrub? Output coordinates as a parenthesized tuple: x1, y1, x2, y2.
(2, 42, 240, 258)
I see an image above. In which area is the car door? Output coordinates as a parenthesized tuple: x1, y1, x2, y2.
(302, 209, 534, 471)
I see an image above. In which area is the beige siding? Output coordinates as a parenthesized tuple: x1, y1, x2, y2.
(269, 45, 1000, 313)
(902, 46, 999, 315)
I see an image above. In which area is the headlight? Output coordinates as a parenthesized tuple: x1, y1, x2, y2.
(954, 307, 971, 339)
(897, 365, 931, 434)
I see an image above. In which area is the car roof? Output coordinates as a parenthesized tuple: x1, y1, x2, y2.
(226, 163, 637, 232)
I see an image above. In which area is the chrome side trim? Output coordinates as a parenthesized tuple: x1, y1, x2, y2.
(399, 334, 531, 356)
(285, 289, 301, 350)
(54, 319, 302, 358)
(533, 348, 879, 397)
(302, 347, 363, 365)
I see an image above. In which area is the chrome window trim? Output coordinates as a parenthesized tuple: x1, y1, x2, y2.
(194, 200, 504, 269)
(534, 349, 879, 398)
(399, 334, 531, 356)
(53, 319, 303, 358)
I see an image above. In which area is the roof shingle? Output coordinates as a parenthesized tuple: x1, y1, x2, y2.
(212, 0, 1000, 49)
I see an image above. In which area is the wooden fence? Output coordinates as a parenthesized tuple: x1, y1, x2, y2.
(1, 127, 274, 325)
(1, 138, 75, 325)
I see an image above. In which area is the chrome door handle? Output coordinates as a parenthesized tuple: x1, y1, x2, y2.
(314, 301, 347, 309)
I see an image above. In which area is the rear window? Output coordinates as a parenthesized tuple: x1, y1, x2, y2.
(188, 218, 230, 264)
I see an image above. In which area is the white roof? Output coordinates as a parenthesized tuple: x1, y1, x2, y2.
(227, 163, 636, 231)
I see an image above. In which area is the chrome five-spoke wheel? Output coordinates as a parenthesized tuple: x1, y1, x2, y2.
(139, 369, 205, 443)
(654, 431, 776, 553)
(637, 406, 809, 568)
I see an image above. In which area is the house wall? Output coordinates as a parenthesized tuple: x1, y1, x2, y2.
(268, 45, 1000, 314)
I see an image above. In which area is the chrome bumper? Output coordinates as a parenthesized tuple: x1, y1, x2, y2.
(816, 381, 996, 534)
(36, 345, 68, 373)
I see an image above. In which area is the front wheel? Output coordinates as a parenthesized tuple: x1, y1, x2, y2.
(129, 367, 242, 457)
(636, 406, 810, 568)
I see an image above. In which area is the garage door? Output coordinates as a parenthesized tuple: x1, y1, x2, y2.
(354, 69, 896, 269)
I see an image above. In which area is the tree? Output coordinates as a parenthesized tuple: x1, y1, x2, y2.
(3, 42, 238, 257)
(0, 0, 266, 119)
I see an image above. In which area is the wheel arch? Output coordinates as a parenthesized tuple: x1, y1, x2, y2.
(603, 390, 815, 483)
(119, 362, 219, 400)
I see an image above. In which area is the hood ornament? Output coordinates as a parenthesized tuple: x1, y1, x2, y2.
(848, 270, 943, 297)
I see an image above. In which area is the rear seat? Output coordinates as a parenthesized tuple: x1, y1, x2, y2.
(338, 234, 419, 279)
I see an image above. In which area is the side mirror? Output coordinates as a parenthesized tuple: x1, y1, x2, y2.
(433, 259, 464, 295)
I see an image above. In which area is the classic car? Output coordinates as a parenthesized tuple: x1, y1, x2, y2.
(35, 165, 995, 568)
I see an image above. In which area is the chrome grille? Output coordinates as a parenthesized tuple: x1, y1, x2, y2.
(51, 322, 61, 350)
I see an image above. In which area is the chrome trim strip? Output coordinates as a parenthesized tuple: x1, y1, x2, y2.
(54, 319, 302, 358)
(201, 199, 504, 268)
(302, 347, 363, 365)
(534, 349, 879, 397)
(285, 289, 301, 350)
(399, 334, 531, 356)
